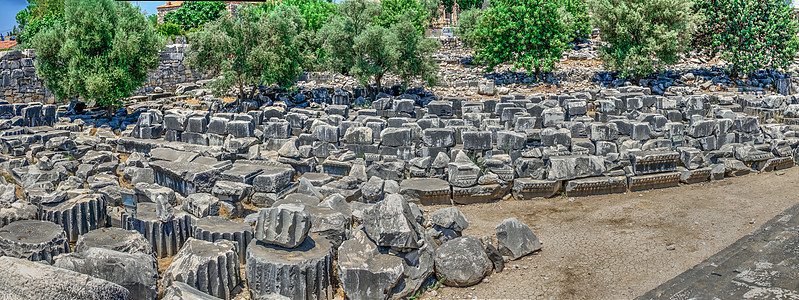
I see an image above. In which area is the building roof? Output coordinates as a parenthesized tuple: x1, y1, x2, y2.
(0, 40, 17, 50)
(157, 1, 183, 9)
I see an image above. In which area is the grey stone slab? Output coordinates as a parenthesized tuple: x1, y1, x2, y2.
(0, 256, 130, 299)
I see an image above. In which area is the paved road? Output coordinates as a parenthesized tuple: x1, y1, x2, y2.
(639, 200, 799, 299)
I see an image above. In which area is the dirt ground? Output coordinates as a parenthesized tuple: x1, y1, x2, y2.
(427, 167, 799, 300)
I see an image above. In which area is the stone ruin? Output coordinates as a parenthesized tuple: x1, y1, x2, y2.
(0, 78, 797, 299)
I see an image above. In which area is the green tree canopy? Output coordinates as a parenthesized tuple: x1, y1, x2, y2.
(164, 1, 226, 31)
(186, 4, 306, 100)
(31, 0, 164, 109)
(318, 0, 440, 93)
(591, 0, 698, 78)
(560, 0, 591, 41)
(258, 0, 336, 32)
(456, 8, 482, 47)
(317, 0, 381, 75)
(257, 0, 338, 70)
(694, 0, 799, 77)
(376, 0, 438, 32)
(472, 0, 574, 76)
(157, 22, 184, 39)
(16, 0, 65, 45)
(442, 0, 482, 14)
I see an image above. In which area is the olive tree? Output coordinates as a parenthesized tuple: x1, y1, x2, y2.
(456, 8, 482, 48)
(186, 4, 306, 100)
(31, 0, 164, 109)
(318, 0, 440, 94)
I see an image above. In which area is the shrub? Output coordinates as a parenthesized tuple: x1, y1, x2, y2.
(164, 1, 226, 31)
(456, 8, 482, 48)
(157, 22, 184, 38)
(694, 0, 799, 77)
(258, 0, 337, 32)
(590, 0, 698, 78)
(30, 0, 164, 110)
(376, 0, 436, 32)
(560, 0, 591, 41)
(257, 0, 338, 71)
(15, 0, 65, 47)
(472, 0, 575, 76)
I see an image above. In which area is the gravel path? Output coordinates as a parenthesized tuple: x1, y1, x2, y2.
(427, 167, 799, 299)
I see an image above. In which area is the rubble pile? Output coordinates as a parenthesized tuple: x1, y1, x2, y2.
(0, 53, 798, 299)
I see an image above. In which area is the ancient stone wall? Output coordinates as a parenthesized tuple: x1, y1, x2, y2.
(0, 49, 49, 104)
(0, 39, 203, 104)
(135, 40, 206, 95)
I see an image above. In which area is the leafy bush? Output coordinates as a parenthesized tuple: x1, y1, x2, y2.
(186, 4, 306, 100)
(317, 0, 381, 75)
(376, 0, 436, 32)
(15, 0, 65, 46)
(157, 22, 184, 38)
(472, 0, 574, 76)
(456, 8, 482, 48)
(30, 0, 164, 109)
(259, 0, 336, 32)
(694, 0, 799, 77)
(442, 0, 482, 14)
(18, 13, 62, 46)
(147, 14, 157, 28)
(590, 0, 698, 78)
(164, 1, 226, 31)
(560, 0, 591, 41)
(257, 0, 337, 70)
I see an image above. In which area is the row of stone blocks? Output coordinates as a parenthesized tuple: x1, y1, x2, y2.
(402, 160, 794, 204)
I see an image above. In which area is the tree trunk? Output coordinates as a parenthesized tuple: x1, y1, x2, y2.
(375, 73, 383, 97)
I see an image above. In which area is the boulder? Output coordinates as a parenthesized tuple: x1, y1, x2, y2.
(362, 194, 422, 250)
(495, 217, 541, 260)
(75, 227, 154, 255)
(337, 231, 405, 300)
(54, 247, 158, 300)
(433, 236, 493, 287)
(0, 219, 70, 263)
(547, 155, 606, 181)
(246, 234, 334, 300)
(0, 256, 130, 299)
(429, 207, 469, 244)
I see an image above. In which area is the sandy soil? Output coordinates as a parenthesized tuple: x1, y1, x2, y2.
(427, 167, 799, 299)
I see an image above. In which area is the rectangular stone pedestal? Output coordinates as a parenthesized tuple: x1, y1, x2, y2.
(628, 172, 680, 191)
(565, 176, 627, 196)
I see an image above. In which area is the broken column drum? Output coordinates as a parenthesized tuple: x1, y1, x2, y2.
(193, 216, 253, 263)
(123, 202, 192, 258)
(40, 193, 107, 242)
(0, 219, 70, 263)
(74, 227, 154, 255)
(163, 238, 241, 300)
(246, 233, 335, 300)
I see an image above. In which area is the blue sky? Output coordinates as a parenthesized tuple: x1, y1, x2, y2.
(0, 0, 163, 36)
